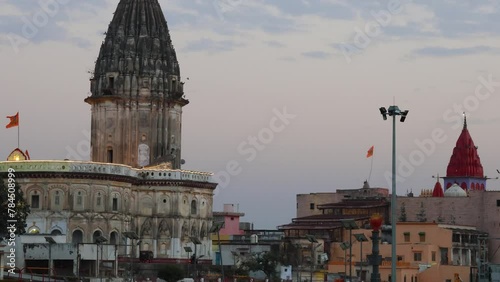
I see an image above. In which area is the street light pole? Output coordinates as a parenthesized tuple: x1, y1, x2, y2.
(95, 236, 108, 282)
(123, 231, 139, 282)
(44, 237, 56, 278)
(190, 237, 202, 280)
(210, 221, 225, 282)
(306, 235, 318, 282)
(379, 105, 409, 282)
(354, 234, 368, 280)
(340, 242, 350, 280)
(340, 219, 359, 281)
(184, 247, 193, 278)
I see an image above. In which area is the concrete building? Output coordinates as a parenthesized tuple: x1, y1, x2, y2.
(328, 222, 485, 282)
(1, 0, 217, 279)
(286, 115, 500, 281)
(210, 204, 284, 279)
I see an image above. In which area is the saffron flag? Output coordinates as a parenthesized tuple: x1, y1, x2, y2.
(6, 112, 19, 128)
(366, 146, 374, 158)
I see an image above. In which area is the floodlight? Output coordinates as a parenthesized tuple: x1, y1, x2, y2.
(44, 236, 56, 244)
(305, 234, 318, 243)
(379, 107, 387, 120)
(209, 221, 225, 233)
(184, 246, 193, 253)
(123, 232, 139, 239)
(190, 237, 201, 244)
(400, 110, 409, 122)
(387, 105, 400, 116)
(340, 242, 350, 250)
(340, 219, 359, 230)
(95, 235, 108, 244)
(353, 233, 368, 242)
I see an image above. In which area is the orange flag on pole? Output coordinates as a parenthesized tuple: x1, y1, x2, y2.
(366, 146, 374, 158)
(6, 112, 19, 128)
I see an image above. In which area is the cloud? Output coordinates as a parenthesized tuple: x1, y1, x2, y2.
(264, 40, 285, 48)
(411, 46, 500, 57)
(182, 38, 244, 53)
(301, 51, 330, 59)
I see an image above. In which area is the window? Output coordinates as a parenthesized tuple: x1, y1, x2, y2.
(97, 193, 101, 206)
(109, 77, 115, 89)
(404, 232, 410, 242)
(440, 248, 449, 265)
(31, 195, 40, 209)
(55, 191, 60, 205)
(413, 252, 422, 261)
(51, 229, 62, 235)
(72, 230, 83, 244)
(310, 203, 315, 210)
(77, 192, 82, 205)
(419, 232, 426, 242)
(432, 251, 436, 262)
(112, 198, 118, 211)
(107, 148, 113, 163)
(191, 200, 197, 215)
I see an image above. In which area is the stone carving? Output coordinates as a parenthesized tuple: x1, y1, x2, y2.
(138, 143, 150, 167)
(158, 219, 171, 238)
(182, 221, 188, 239)
(141, 218, 153, 237)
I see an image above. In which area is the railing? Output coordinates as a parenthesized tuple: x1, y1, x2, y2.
(380, 261, 411, 267)
(6, 267, 63, 282)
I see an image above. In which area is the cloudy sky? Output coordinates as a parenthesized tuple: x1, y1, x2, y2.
(1, 0, 500, 228)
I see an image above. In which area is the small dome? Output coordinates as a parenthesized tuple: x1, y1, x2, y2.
(444, 184, 468, 197)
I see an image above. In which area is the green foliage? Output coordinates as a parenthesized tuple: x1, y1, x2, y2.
(0, 175, 30, 242)
(416, 202, 427, 222)
(157, 264, 185, 282)
(241, 252, 280, 280)
(399, 202, 407, 222)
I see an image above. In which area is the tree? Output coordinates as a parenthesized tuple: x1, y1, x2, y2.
(416, 202, 427, 222)
(157, 265, 184, 282)
(241, 252, 280, 280)
(0, 174, 30, 242)
(399, 202, 407, 222)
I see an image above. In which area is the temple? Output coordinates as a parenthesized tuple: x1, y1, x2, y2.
(443, 114, 485, 191)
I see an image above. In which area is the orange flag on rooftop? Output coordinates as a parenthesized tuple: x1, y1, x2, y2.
(6, 112, 19, 128)
(366, 146, 374, 158)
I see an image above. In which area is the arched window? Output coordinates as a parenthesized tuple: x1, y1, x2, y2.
(93, 230, 103, 243)
(54, 191, 61, 208)
(481, 183, 485, 190)
(461, 182, 467, 190)
(75, 191, 84, 211)
(51, 229, 62, 236)
(30, 190, 41, 209)
(110, 231, 118, 245)
(191, 200, 197, 215)
(446, 182, 452, 189)
(72, 230, 83, 244)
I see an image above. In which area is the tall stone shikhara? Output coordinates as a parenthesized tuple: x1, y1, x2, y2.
(86, 0, 188, 169)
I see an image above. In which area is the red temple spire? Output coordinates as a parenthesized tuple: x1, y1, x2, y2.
(446, 113, 484, 178)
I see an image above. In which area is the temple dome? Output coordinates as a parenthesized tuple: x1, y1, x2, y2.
(446, 115, 484, 178)
(444, 184, 468, 197)
(90, 0, 182, 99)
(432, 181, 444, 197)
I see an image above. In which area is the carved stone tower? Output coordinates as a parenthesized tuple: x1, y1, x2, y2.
(86, 0, 188, 169)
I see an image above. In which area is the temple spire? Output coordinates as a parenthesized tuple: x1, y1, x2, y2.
(463, 112, 467, 129)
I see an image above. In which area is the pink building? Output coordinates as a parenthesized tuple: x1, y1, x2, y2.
(213, 204, 245, 235)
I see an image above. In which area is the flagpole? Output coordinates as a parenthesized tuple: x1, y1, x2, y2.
(17, 111, 20, 148)
(368, 154, 374, 182)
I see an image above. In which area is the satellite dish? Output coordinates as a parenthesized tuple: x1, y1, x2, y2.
(181, 159, 186, 165)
